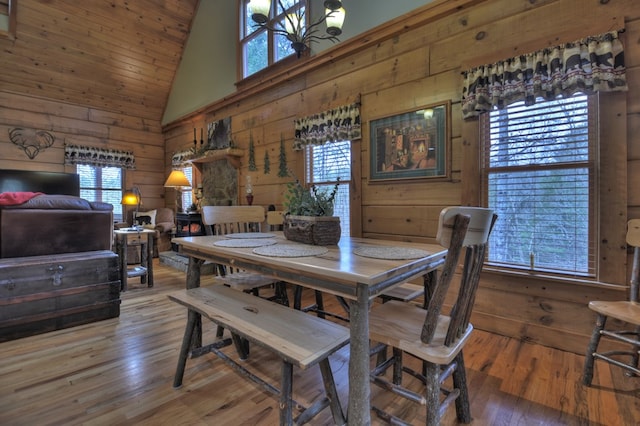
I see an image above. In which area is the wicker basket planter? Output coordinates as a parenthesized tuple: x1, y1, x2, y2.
(283, 215, 341, 246)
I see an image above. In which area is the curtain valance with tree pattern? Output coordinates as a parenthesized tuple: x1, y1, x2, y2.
(462, 30, 627, 119)
(64, 144, 136, 169)
(171, 149, 195, 168)
(293, 102, 361, 150)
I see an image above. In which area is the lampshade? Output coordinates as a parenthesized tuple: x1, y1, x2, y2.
(250, 0, 271, 24)
(121, 188, 141, 206)
(164, 170, 191, 188)
(325, 7, 345, 36)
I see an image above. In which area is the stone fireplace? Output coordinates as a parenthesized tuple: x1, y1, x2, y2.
(191, 148, 243, 207)
(199, 160, 237, 206)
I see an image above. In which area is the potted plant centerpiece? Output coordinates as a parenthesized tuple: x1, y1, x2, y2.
(283, 177, 341, 245)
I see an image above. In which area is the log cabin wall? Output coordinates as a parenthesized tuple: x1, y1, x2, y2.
(165, 0, 640, 354)
(0, 0, 198, 210)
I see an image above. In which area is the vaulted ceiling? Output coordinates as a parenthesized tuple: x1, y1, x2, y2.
(1, 0, 199, 122)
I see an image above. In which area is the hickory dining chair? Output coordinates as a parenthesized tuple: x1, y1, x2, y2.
(369, 206, 496, 425)
(583, 219, 640, 385)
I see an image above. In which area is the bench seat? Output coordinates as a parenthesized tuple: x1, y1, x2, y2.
(169, 285, 350, 425)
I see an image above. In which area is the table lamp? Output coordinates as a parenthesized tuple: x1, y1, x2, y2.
(164, 170, 191, 214)
(121, 187, 141, 230)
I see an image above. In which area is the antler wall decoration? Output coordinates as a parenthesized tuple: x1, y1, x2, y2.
(9, 128, 56, 159)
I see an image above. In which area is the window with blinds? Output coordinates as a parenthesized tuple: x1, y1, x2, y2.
(481, 94, 597, 277)
(181, 166, 193, 211)
(306, 140, 351, 236)
(77, 165, 124, 221)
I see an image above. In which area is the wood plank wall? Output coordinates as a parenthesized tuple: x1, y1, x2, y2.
(165, 0, 640, 354)
(0, 0, 197, 209)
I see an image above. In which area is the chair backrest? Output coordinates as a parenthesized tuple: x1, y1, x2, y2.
(627, 219, 640, 302)
(421, 206, 497, 346)
(201, 206, 265, 235)
(266, 210, 284, 231)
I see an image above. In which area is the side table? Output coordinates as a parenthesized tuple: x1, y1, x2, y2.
(114, 229, 155, 291)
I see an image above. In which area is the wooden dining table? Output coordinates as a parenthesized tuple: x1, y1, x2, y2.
(173, 232, 447, 425)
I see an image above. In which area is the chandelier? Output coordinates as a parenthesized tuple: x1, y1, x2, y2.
(250, 0, 346, 58)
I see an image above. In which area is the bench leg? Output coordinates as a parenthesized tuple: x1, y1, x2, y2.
(280, 361, 293, 426)
(173, 309, 197, 388)
(319, 358, 346, 425)
(232, 333, 250, 360)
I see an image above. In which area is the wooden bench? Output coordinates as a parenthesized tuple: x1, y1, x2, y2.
(169, 285, 350, 425)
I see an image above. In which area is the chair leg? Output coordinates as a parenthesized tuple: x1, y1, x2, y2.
(315, 290, 326, 319)
(424, 361, 441, 426)
(280, 361, 293, 426)
(392, 347, 403, 385)
(583, 313, 607, 386)
(293, 285, 302, 310)
(274, 282, 290, 306)
(452, 352, 471, 423)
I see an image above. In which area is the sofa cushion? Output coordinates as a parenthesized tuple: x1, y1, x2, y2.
(0, 194, 113, 211)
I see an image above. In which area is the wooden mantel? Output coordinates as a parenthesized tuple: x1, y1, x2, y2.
(188, 148, 244, 169)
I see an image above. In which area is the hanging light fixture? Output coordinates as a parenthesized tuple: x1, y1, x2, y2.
(250, 0, 346, 58)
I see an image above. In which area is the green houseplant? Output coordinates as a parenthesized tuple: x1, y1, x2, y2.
(283, 177, 341, 245)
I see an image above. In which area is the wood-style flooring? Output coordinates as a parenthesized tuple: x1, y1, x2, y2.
(0, 260, 638, 425)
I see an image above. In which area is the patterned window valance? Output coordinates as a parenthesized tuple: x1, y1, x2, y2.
(171, 149, 195, 168)
(462, 30, 628, 119)
(64, 144, 136, 169)
(293, 102, 361, 150)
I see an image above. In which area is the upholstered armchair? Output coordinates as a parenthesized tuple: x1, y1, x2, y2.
(153, 207, 175, 256)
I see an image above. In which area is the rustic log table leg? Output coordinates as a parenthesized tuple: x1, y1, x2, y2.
(348, 282, 371, 425)
(146, 232, 154, 287)
(186, 256, 204, 351)
(117, 234, 128, 291)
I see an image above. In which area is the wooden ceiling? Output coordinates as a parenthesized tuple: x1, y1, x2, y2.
(0, 0, 199, 122)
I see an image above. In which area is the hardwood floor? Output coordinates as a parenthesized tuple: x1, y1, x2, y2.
(0, 260, 638, 425)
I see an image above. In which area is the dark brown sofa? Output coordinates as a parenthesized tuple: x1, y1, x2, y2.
(0, 194, 114, 258)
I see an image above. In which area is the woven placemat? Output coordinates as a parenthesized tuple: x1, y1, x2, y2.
(253, 243, 328, 257)
(353, 246, 431, 260)
(226, 232, 277, 239)
(214, 239, 278, 248)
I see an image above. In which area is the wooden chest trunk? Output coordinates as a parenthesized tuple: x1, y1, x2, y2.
(0, 250, 121, 342)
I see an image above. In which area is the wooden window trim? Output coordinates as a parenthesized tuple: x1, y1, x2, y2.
(461, 91, 628, 286)
(0, 0, 16, 40)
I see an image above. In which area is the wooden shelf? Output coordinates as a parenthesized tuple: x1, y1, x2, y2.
(189, 148, 244, 169)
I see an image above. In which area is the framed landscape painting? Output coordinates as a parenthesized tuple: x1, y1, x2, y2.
(370, 101, 450, 182)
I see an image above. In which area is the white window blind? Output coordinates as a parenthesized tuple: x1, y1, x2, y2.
(181, 166, 193, 211)
(306, 140, 351, 236)
(481, 94, 596, 276)
(77, 165, 124, 221)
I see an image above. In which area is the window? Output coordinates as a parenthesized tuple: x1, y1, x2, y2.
(0, 0, 16, 38)
(481, 94, 596, 277)
(240, 0, 304, 78)
(306, 140, 351, 236)
(77, 165, 124, 221)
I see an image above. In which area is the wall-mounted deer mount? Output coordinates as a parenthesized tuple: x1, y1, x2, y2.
(9, 128, 56, 160)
